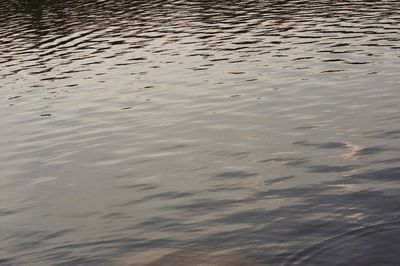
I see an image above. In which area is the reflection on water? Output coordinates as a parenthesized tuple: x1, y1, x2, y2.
(1, 0, 400, 265)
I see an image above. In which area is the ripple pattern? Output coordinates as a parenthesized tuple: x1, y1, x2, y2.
(1, 0, 400, 265)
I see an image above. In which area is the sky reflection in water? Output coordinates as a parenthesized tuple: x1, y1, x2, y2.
(1, 0, 400, 265)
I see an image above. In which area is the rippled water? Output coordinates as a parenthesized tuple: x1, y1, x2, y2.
(1, 0, 400, 265)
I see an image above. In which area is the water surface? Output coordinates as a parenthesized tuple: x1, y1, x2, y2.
(1, 0, 400, 265)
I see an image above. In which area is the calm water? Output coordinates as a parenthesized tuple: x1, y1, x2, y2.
(1, 0, 400, 265)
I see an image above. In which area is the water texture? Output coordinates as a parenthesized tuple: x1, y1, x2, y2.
(1, 0, 400, 265)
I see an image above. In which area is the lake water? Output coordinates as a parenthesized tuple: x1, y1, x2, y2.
(1, 0, 400, 265)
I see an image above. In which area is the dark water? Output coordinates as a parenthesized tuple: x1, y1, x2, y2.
(1, 0, 400, 265)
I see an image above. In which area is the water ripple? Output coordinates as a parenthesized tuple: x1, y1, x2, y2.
(1, 0, 400, 265)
